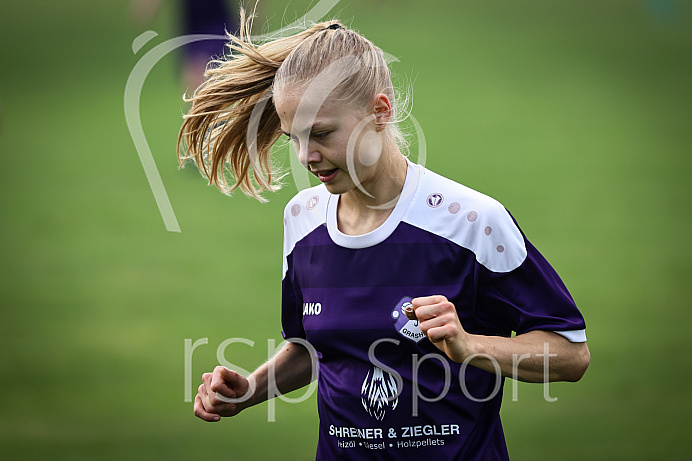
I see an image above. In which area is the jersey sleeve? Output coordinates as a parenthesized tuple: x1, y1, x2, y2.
(281, 252, 306, 340)
(476, 235, 587, 342)
(281, 204, 305, 340)
(280, 185, 330, 341)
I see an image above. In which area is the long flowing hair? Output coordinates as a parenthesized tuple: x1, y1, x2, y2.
(177, 9, 405, 201)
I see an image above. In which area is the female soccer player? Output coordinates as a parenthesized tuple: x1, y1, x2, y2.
(179, 13, 590, 460)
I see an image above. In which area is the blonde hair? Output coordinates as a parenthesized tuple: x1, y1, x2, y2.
(177, 10, 404, 200)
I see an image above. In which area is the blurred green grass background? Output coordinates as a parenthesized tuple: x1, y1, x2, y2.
(1, 0, 690, 459)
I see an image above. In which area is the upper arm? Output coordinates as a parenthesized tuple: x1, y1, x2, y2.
(519, 330, 591, 382)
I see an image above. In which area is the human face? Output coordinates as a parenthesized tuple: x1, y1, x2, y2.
(274, 88, 385, 198)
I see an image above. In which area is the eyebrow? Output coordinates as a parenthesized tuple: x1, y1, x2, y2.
(281, 122, 330, 138)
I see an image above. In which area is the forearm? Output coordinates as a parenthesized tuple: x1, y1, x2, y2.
(464, 330, 590, 383)
(242, 340, 317, 410)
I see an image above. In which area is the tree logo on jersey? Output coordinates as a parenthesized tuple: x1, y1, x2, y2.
(361, 366, 398, 421)
(426, 193, 444, 208)
(391, 296, 425, 343)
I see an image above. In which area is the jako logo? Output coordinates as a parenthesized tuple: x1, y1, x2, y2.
(303, 302, 322, 315)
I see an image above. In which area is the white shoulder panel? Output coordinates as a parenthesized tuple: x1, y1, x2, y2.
(282, 185, 330, 277)
(402, 168, 527, 273)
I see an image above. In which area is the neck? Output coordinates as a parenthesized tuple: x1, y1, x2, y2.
(337, 148, 407, 235)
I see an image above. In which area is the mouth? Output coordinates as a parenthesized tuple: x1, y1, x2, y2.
(313, 169, 338, 183)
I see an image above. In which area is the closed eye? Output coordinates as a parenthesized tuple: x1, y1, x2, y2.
(282, 130, 330, 143)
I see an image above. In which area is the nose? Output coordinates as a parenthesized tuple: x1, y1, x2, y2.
(296, 138, 322, 168)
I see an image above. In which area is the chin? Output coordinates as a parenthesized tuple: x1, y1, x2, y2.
(323, 180, 354, 196)
(324, 183, 347, 195)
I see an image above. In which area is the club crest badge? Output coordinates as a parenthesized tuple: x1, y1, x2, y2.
(427, 193, 444, 208)
(391, 296, 425, 343)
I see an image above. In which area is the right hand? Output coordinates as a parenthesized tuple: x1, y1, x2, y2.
(194, 366, 252, 422)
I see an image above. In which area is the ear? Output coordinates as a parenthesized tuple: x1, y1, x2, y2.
(372, 93, 392, 132)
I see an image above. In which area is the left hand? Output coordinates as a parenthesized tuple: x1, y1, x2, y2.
(412, 295, 472, 363)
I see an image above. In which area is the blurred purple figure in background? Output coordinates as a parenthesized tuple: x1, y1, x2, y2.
(131, 0, 239, 89)
(180, 0, 238, 89)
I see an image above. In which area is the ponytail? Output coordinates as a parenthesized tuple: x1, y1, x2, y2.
(177, 10, 328, 200)
(178, 10, 401, 201)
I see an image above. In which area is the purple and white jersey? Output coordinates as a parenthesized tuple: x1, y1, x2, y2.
(281, 161, 586, 460)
